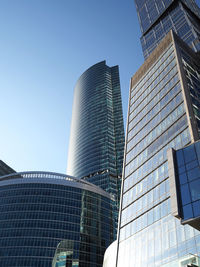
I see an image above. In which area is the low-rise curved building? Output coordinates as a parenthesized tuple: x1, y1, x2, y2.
(0, 171, 114, 267)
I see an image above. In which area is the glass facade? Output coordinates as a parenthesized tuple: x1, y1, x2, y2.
(52, 240, 76, 267)
(168, 141, 200, 231)
(162, 254, 200, 267)
(134, 0, 200, 59)
(116, 32, 200, 267)
(179, 45, 200, 137)
(67, 61, 125, 235)
(0, 172, 114, 267)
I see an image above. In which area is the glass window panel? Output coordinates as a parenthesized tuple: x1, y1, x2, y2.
(160, 181, 165, 196)
(167, 198, 171, 213)
(166, 179, 170, 193)
(181, 183, 191, 205)
(183, 204, 193, 220)
(190, 179, 200, 201)
(193, 200, 200, 217)
(187, 166, 200, 182)
(148, 209, 154, 225)
(142, 213, 148, 228)
(195, 141, 200, 165)
(154, 205, 160, 221)
(179, 173, 188, 185)
(176, 224, 185, 243)
(162, 228, 169, 250)
(148, 190, 153, 205)
(178, 165, 186, 174)
(131, 220, 137, 235)
(183, 144, 196, 163)
(186, 160, 198, 171)
(184, 224, 194, 240)
(153, 186, 159, 202)
(169, 228, 177, 247)
(136, 216, 142, 232)
(125, 223, 131, 239)
(143, 194, 148, 209)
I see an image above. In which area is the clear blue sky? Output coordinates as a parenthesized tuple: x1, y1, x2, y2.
(0, 0, 143, 173)
(0, 0, 199, 174)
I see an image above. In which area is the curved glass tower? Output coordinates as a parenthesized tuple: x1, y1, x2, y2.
(67, 61, 125, 235)
(0, 171, 114, 267)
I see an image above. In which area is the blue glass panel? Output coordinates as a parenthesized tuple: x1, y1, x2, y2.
(178, 165, 186, 174)
(186, 160, 198, 171)
(187, 166, 200, 182)
(195, 141, 200, 165)
(183, 144, 196, 163)
(193, 200, 200, 217)
(176, 149, 185, 166)
(180, 183, 191, 205)
(183, 203, 193, 220)
(190, 179, 200, 202)
(179, 173, 188, 185)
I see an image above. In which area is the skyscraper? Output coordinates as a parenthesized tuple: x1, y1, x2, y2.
(114, 1, 200, 266)
(134, 0, 200, 59)
(67, 61, 125, 235)
(116, 31, 200, 267)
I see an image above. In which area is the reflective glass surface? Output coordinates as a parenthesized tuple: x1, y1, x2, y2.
(175, 141, 200, 222)
(134, 0, 200, 59)
(117, 38, 200, 267)
(0, 173, 114, 267)
(180, 47, 200, 137)
(67, 61, 125, 236)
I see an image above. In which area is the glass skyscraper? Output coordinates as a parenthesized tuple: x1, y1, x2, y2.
(116, 31, 200, 267)
(134, 0, 200, 58)
(67, 61, 125, 235)
(114, 1, 200, 266)
(0, 171, 114, 267)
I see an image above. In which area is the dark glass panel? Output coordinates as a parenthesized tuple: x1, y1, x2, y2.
(186, 160, 198, 171)
(180, 183, 191, 205)
(179, 173, 188, 185)
(187, 166, 200, 181)
(190, 179, 200, 201)
(182, 203, 193, 220)
(183, 144, 196, 163)
(193, 200, 200, 217)
(176, 149, 185, 166)
(178, 165, 186, 174)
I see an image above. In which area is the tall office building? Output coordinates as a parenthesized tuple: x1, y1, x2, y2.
(116, 31, 200, 267)
(134, 0, 200, 59)
(67, 61, 125, 235)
